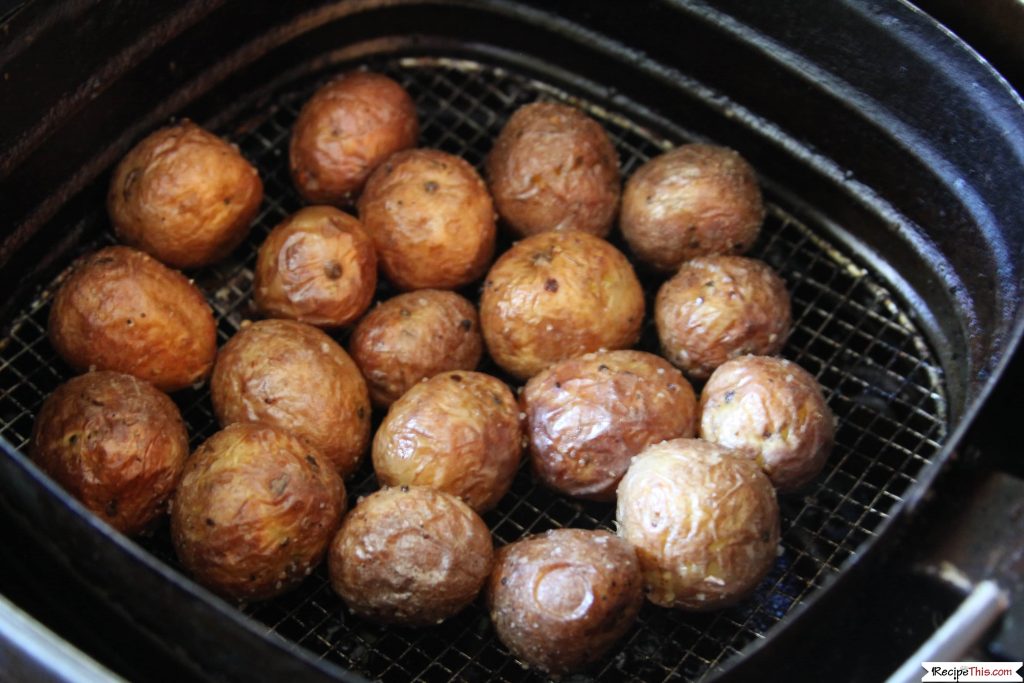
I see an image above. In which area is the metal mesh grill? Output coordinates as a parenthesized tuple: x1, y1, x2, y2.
(0, 56, 947, 682)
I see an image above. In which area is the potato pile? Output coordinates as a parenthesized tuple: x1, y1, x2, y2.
(32, 67, 840, 676)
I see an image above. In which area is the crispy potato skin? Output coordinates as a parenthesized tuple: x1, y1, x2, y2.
(616, 438, 779, 610)
(700, 356, 834, 492)
(480, 231, 644, 381)
(350, 290, 483, 407)
(487, 528, 643, 676)
(655, 256, 791, 380)
(522, 350, 697, 502)
(358, 148, 496, 290)
(372, 371, 521, 512)
(210, 320, 371, 478)
(107, 120, 263, 269)
(48, 246, 217, 392)
(290, 71, 419, 204)
(171, 423, 345, 602)
(31, 372, 188, 535)
(621, 144, 764, 271)
(328, 486, 493, 626)
(254, 206, 377, 327)
(486, 102, 620, 238)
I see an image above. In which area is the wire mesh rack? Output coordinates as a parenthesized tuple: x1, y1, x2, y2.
(0, 56, 947, 682)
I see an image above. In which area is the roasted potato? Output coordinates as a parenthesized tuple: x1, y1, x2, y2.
(48, 246, 217, 392)
(253, 206, 377, 327)
(349, 290, 483, 407)
(372, 371, 521, 512)
(290, 71, 419, 204)
(31, 371, 188, 535)
(480, 231, 644, 381)
(621, 144, 764, 271)
(210, 319, 371, 478)
(107, 120, 263, 269)
(487, 528, 643, 676)
(357, 148, 496, 290)
(616, 438, 779, 610)
(486, 102, 620, 237)
(655, 255, 791, 380)
(521, 350, 697, 501)
(328, 486, 493, 626)
(171, 423, 345, 602)
(700, 355, 834, 492)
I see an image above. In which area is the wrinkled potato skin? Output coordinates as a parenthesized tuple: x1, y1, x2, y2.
(171, 423, 345, 602)
(31, 372, 188, 535)
(290, 71, 419, 204)
(487, 102, 620, 238)
(621, 144, 764, 271)
(487, 529, 643, 676)
(108, 120, 263, 269)
(616, 438, 779, 610)
(372, 371, 521, 512)
(350, 290, 483, 407)
(329, 486, 493, 626)
(254, 206, 377, 327)
(480, 231, 644, 381)
(358, 148, 496, 290)
(210, 320, 371, 478)
(48, 246, 217, 392)
(522, 350, 697, 502)
(700, 356, 834, 492)
(655, 256, 791, 380)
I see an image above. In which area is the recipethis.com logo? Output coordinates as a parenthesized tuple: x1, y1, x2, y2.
(922, 662, 1023, 682)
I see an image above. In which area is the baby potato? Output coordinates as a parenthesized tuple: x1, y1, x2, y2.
(487, 101, 620, 237)
(522, 350, 697, 502)
(210, 320, 371, 478)
(358, 148, 496, 290)
(372, 371, 521, 512)
(31, 371, 188, 535)
(48, 246, 217, 392)
(349, 290, 483, 407)
(616, 438, 779, 610)
(253, 206, 377, 328)
(328, 486, 493, 626)
(107, 119, 263, 269)
(655, 255, 791, 380)
(700, 355, 834, 492)
(621, 144, 764, 271)
(487, 528, 643, 676)
(480, 231, 644, 381)
(171, 423, 345, 602)
(290, 71, 419, 204)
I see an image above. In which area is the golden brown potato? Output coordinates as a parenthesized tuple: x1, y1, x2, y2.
(253, 206, 377, 328)
(31, 371, 188, 535)
(210, 320, 370, 478)
(480, 231, 644, 381)
(700, 355, 834, 492)
(349, 290, 483, 407)
(48, 246, 217, 392)
(521, 350, 697, 502)
(486, 102, 620, 237)
(107, 120, 263, 269)
(487, 528, 643, 676)
(171, 423, 345, 602)
(621, 144, 764, 271)
(290, 71, 419, 204)
(616, 438, 779, 610)
(328, 486, 492, 626)
(655, 255, 791, 380)
(357, 148, 496, 290)
(372, 371, 521, 512)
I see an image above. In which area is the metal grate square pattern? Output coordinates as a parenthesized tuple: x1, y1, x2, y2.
(0, 56, 947, 682)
